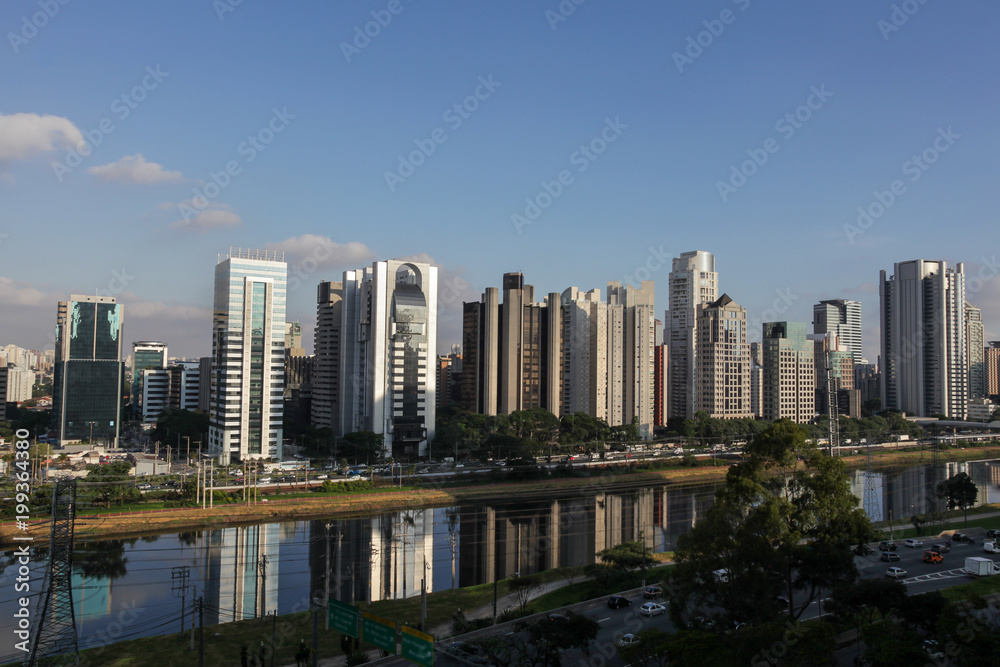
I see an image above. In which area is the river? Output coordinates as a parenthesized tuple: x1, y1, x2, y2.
(3, 456, 999, 660)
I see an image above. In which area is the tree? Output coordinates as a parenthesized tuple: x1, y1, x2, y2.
(937, 472, 978, 525)
(595, 540, 656, 579)
(85, 460, 141, 508)
(508, 612, 599, 667)
(341, 431, 384, 464)
(825, 577, 908, 664)
(507, 576, 542, 614)
(672, 419, 877, 635)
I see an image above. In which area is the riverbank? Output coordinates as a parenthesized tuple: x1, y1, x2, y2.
(4, 444, 999, 544)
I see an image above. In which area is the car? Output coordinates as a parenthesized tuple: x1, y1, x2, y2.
(986, 529, 1000, 539)
(952, 532, 975, 544)
(983, 541, 1000, 554)
(607, 595, 631, 609)
(904, 538, 923, 548)
(931, 542, 950, 553)
(886, 566, 908, 578)
(639, 602, 666, 617)
(617, 633, 639, 648)
(643, 585, 663, 599)
(774, 596, 790, 610)
(853, 544, 875, 556)
(923, 550, 944, 564)
(879, 541, 898, 552)
(880, 552, 901, 562)
(137, 483, 151, 490)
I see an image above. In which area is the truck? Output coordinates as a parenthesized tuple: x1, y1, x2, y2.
(965, 557, 998, 577)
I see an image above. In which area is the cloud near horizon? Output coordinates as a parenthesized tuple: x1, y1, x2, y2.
(167, 200, 242, 232)
(88, 154, 184, 184)
(0, 112, 83, 163)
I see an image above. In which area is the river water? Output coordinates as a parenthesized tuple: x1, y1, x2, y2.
(3, 456, 999, 659)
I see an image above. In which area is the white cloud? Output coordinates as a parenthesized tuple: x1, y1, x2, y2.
(0, 113, 84, 162)
(266, 234, 375, 270)
(167, 200, 242, 232)
(87, 154, 184, 184)
(0, 276, 57, 307)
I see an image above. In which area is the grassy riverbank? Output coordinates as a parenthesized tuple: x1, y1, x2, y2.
(5, 444, 1000, 544)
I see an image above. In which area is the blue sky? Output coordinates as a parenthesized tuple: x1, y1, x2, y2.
(1, 0, 998, 361)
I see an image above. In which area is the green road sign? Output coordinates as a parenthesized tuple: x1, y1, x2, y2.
(362, 611, 397, 654)
(401, 625, 434, 666)
(328, 600, 359, 638)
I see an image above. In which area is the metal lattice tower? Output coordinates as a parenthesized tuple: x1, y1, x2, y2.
(25, 479, 79, 667)
(863, 438, 881, 522)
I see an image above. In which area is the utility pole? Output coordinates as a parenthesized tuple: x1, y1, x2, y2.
(190, 586, 196, 651)
(198, 597, 204, 667)
(324, 523, 332, 630)
(270, 611, 277, 667)
(209, 460, 214, 509)
(172, 566, 190, 638)
(312, 598, 320, 667)
(184, 435, 191, 465)
(257, 554, 269, 618)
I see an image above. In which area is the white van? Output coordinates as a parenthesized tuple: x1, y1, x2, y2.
(984, 541, 1000, 554)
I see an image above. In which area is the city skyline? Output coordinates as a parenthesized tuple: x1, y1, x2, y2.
(1, 1, 998, 363)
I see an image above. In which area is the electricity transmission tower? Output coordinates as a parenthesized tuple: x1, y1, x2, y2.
(25, 479, 80, 667)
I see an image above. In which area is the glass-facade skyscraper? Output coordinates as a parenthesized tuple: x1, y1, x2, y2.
(208, 248, 286, 462)
(53, 295, 124, 446)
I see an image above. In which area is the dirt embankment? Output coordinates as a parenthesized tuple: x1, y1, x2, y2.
(4, 445, 998, 544)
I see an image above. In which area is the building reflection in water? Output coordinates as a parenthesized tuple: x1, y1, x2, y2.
(204, 523, 279, 624)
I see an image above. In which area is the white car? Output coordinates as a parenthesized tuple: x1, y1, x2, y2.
(617, 633, 639, 648)
(904, 538, 923, 548)
(639, 602, 666, 617)
(886, 566, 908, 578)
(983, 541, 1000, 554)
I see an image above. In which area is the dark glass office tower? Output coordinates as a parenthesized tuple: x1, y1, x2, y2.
(53, 295, 124, 446)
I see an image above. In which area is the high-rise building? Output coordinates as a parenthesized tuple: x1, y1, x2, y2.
(0, 367, 8, 421)
(4, 366, 35, 403)
(986, 342, 1000, 401)
(880, 260, 968, 418)
(608, 281, 656, 437)
(208, 248, 287, 462)
(762, 322, 815, 424)
(749, 342, 763, 418)
(53, 295, 124, 446)
(695, 294, 752, 419)
(667, 250, 717, 420)
(810, 332, 854, 416)
(311, 281, 343, 433)
(339, 259, 438, 459)
(966, 302, 985, 399)
(653, 317, 666, 429)
(460, 287, 499, 415)
(131, 341, 168, 418)
(813, 300, 862, 363)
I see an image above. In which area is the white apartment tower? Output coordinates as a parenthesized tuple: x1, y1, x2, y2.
(695, 294, 752, 418)
(208, 249, 287, 462)
(762, 321, 815, 424)
(813, 300, 862, 364)
(339, 260, 438, 459)
(667, 251, 718, 420)
(880, 260, 968, 419)
(966, 302, 985, 399)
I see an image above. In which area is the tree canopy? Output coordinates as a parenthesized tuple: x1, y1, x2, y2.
(672, 419, 877, 640)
